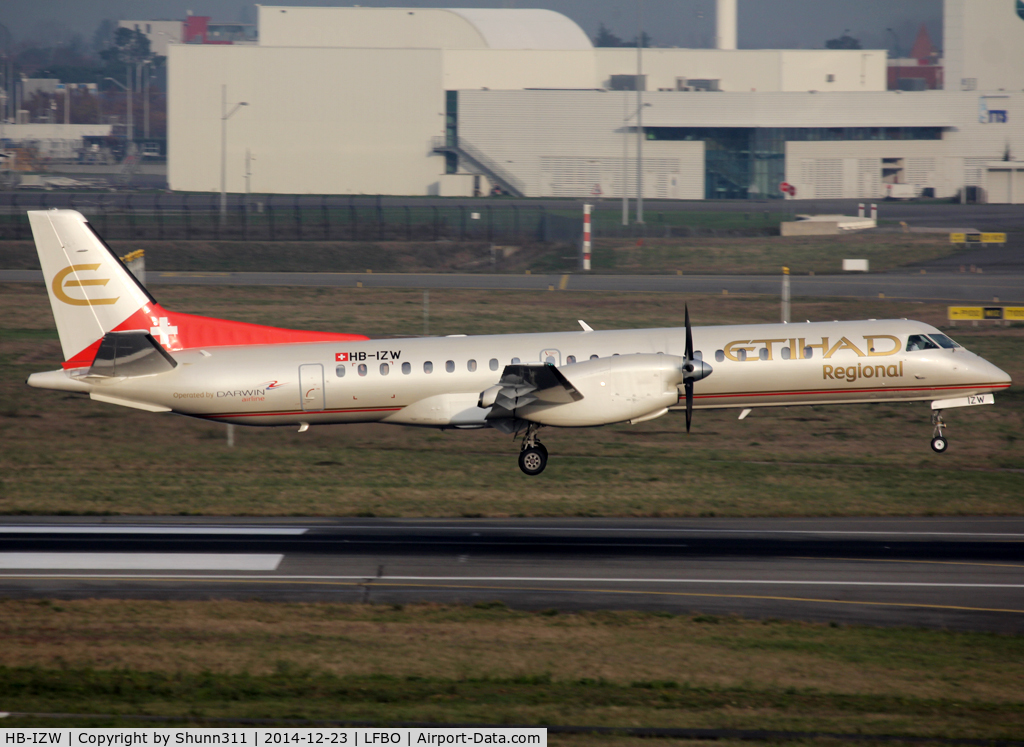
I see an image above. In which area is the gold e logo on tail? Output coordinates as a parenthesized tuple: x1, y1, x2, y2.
(52, 264, 120, 306)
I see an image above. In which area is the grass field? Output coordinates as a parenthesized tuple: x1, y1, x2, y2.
(1, 599, 1022, 741)
(0, 231, 957, 275)
(1, 282, 1021, 517)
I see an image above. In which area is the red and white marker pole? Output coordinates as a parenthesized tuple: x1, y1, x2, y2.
(870, 203, 878, 220)
(582, 203, 592, 271)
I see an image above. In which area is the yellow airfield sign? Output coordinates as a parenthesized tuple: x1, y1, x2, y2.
(949, 232, 1007, 244)
(948, 306, 1024, 321)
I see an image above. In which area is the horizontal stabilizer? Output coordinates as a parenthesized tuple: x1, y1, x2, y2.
(88, 331, 177, 378)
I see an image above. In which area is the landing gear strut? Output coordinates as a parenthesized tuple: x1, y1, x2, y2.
(518, 423, 548, 475)
(931, 410, 949, 453)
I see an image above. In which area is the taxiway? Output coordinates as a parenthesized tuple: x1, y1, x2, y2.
(1, 516, 1021, 632)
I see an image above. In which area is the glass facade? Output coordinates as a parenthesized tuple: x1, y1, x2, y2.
(445, 91, 459, 174)
(646, 127, 944, 199)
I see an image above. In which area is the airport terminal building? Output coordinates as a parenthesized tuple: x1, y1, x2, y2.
(167, 1, 1024, 202)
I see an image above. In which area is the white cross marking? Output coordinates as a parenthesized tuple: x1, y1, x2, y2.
(149, 317, 178, 347)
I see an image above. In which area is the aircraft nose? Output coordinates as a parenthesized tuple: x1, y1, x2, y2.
(983, 359, 1012, 387)
(967, 351, 1012, 389)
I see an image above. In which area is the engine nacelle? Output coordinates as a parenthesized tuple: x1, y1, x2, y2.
(516, 354, 684, 427)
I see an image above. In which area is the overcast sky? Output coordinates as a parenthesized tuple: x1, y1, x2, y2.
(2, 0, 942, 56)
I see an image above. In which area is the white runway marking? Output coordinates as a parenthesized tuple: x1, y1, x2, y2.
(0, 526, 308, 535)
(0, 554, 284, 571)
(304, 525, 1024, 538)
(2, 524, 1019, 538)
(0, 573, 1019, 588)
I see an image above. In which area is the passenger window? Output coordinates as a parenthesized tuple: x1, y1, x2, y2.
(358, 364, 367, 376)
(906, 334, 939, 352)
(424, 361, 433, 373)
(715, 350, 725, 362)
(380, 363, 389, 375)
(759, 348, 769, 361)
(694, 351, 702, 360)
(468, 359, 477, 372)
(781, 347, 790, 360)
(336, 364, 346, 377)
(566, 355, 576, 364)
(446, 360, 455, 373)
(929, 333, 960, 349)
(545, 355, 555, 364)
(590, 354, 599, 360)
(402, 362, 411, 375)
(489, 358, 499, 371)
(512, 357, 520, 364)
(737, 349, 747, 362)
(803, 347, 813, 359)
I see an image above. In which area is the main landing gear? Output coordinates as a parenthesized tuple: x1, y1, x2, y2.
(518, 423, 548, 476)
(931, 410, 949, 453)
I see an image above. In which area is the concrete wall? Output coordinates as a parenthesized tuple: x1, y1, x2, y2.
(258, 7, 486, 49)
(458, 90, 704, 199)
(594, 48, 886, 93)
(1, 124, 113, 141)
(944, 0, 1024, 92)
(778, 51, 886, 93)
(442, 50, 596, 91)
(985, 163, 1024, 204)
(168, 44, 446, 195)
(785, 140, 950, 199)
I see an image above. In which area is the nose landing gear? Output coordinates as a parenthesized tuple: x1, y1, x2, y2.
(931, 410, 949, 453)
(518, 423, 548, 475)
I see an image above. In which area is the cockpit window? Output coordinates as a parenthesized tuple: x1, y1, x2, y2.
(906, 334, 939, 352)
(928, 333, 960, 349)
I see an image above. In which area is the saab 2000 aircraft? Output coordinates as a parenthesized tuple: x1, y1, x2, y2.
(26, 210, 1012, 475)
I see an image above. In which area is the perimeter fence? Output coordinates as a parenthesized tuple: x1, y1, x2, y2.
(0, 193, 782, 243)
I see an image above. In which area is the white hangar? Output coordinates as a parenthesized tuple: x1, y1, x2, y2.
(167, 2, 1024, 202)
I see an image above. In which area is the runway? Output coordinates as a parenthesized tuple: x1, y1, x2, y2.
(1, 517, 1022, 632)
(2, 269, 1023, 303)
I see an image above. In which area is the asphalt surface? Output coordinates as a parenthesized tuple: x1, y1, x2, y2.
(3, 268, 1022, 304)
(2, 517, 1022, 632)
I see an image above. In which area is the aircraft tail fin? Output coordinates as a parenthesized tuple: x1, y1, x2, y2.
(29, 209, 157, 369)
(29, 209, 370, 370)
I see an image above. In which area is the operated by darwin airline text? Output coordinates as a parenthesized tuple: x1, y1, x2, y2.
(0, 730, 544, 747)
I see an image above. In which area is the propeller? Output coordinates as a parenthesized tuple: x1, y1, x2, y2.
(682, 304, 712, 433)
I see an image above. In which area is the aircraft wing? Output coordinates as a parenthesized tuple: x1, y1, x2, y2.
(481, 364, 583, 416)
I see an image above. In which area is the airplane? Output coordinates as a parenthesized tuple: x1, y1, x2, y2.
(25, 209, 1012, 475)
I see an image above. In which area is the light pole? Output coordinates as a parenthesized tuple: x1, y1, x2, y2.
(636, 0, 645, 224)
(220, 84, 248, 226)
(622, 93, 628, 225)
(141, 61, 148, 140)
(886, 28, 900, 59)
(104, 75, 132, 154)
(623, 101, 650, 225)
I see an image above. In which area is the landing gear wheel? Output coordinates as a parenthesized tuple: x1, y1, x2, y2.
(931, 436, 948, 453)
(534, 440, 548, 460)
(518, 446, 548, 476)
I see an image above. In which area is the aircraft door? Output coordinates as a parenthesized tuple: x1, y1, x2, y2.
(299, 364, 325, 411)
(540, 349, 561, 366)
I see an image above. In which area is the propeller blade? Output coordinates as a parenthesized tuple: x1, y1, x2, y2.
(684, 303, 693, 362)
(685, 380, 693, 433)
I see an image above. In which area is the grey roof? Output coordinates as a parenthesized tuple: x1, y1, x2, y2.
(445, 8, 593, 50)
